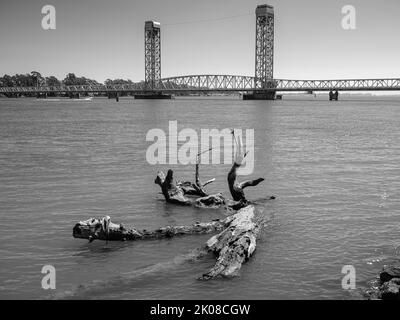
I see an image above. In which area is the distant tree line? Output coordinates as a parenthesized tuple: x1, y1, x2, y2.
(0, 72, 140, 97)
(0, 71, 135, 88)
(0, 72, 225, 97)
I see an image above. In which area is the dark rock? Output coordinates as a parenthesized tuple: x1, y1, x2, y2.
(380, 265, 400, 283)
(380, 278, 400, 300)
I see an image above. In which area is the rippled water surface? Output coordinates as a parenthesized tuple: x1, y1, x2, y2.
(0, 96, 399, 299)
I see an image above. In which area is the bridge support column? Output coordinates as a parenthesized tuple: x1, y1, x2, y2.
(107, 92, 122, 101)
(245, 5, 275, 100)
(243, 91, 276, 100)
(36, 93, 47, 99)
(329, 90, 339, 101)
(134, 92, 171, 99)
(69, 93, 80, 99)
(140, 21, 172, 99)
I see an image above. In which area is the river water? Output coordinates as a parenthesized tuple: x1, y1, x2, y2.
(0, 96, 399, 300)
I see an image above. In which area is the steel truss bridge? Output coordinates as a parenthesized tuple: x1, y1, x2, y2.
(1, 4, 399, 99)
(2, 76, 400, 94)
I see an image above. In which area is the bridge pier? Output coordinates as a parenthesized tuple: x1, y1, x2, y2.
(69, 93, 80, 99)
(107, 92, 121, 101)
(245, 5, 275, 101)
(134, 92, 171, 99)
(329, 90, 339, 101)
(243, 91, 276, 100)
(36, 93, 47, 99)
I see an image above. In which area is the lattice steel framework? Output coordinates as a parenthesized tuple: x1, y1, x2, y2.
(2, 77, 400, 94)
(255, 5, 274, 89)
(160, 75, 255, 91)
(144, 21, 161, 90)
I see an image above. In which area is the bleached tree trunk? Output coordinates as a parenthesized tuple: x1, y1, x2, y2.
(200, 205, 261, 279)
(73, 215, 227, 242)
(72, 205, 262, 279)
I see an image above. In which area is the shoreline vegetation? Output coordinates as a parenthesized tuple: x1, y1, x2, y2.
(0, 71, 238, 98)
(0, 71, 141, 98)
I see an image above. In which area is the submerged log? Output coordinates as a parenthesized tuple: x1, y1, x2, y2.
(73, 215, 227, 242)
(155, 169, 226, 208)
(72, 205, 263, 280)
(195, 193, 225, 208)
(156, 149, 215, 200)
(155, 170, 191, 205)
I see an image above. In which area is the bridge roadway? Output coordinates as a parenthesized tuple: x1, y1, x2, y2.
(1, 75, 400, 94)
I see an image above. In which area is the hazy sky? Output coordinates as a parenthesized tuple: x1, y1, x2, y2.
(0, 0, 399, 82)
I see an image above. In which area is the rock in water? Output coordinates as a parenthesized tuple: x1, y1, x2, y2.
(380, 278, 400, 300)
(367, 263, 400, 300)
(380, 265, 400, 283)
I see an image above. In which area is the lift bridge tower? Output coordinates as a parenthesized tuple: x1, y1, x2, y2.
(136, 21, 171, 99)
(244, 4, 276, 100)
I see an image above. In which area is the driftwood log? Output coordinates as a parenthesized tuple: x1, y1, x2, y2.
(73, 131, 272, 280)
(200, 205, 262, 279)
(228, 130, 265, 203)
(155, 169, 192, 205)
(154, 149, 219, 206)
(154, 131, 271, 208)
(73, 215, 227, 242)
(73, 205, 263, 279)
(179, 152, 215, 197)
(155, 169, 227, 208)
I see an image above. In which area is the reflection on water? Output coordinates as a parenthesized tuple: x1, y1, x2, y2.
(0, 97, 399, 299)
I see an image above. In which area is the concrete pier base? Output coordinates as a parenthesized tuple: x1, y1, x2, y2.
(134, 93, 172, 100)
(329, 90, 339, 101)
(243, 92, 276, 100)
(107, 93, 120, 101)
(69, 93, 80, 99)
(37, 93, 47, 99)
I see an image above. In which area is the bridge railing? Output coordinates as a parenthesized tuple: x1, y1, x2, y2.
(159, 76, 400, 91)
(158, 75, 256, 91)
(274, 78, 400, 91)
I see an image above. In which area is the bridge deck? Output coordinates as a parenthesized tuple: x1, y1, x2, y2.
(1, 76, 400, 94)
